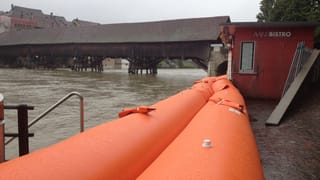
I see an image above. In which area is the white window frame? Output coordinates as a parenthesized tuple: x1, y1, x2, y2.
(240, 41, 255, 73)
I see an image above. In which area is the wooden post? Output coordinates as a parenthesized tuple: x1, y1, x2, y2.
(17, 105, 30, 156)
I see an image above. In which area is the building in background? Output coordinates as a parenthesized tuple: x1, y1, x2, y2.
(0, 4, 99, 33)
(103, 58, 125, 69)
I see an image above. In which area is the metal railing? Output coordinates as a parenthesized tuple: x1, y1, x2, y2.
(5, 92, 84, 145)
(282, 42, 312, 97)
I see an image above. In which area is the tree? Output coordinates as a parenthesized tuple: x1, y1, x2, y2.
(256, 0, 275, 22)
(257, 0, 320, 47)
(257, 0, 320, 22)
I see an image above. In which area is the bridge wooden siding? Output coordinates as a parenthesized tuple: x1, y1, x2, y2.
(0, 42, 211, 60)
(0, 16, 230, 73)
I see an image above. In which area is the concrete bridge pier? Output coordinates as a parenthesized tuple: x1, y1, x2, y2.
(128, 58, 159, 75)
(207, 44, 228, 76)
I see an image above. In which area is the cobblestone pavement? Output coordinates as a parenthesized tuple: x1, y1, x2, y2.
(247, 85, 320, 180)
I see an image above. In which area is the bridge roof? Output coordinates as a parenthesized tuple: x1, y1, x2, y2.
(0, 16, 230, 46)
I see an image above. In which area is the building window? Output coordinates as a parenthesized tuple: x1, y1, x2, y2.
(240, 42, 255, 73)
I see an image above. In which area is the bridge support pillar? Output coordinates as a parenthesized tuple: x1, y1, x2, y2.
(208, 44, 227, 76)
(71, 56, 103, 72)
(128, 58, 159, 75)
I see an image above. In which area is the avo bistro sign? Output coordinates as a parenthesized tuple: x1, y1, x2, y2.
(253, 31, 292, 38)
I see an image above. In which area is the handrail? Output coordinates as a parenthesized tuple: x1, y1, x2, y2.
(5, 92, 84, 145)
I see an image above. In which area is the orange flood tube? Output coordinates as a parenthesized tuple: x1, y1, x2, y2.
(0, 78, 214, 180)
(138, 77, 264, 179)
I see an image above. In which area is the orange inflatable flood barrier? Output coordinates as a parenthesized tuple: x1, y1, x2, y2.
(0, 76, 264, 179)
(138, 77, 264, 179)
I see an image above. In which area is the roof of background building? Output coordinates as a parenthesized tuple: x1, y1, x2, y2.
(220, 21, 319, 28)
(8, 5, 44, 18)
(72, 18, 100, 27)
(0, 16, 230, 46)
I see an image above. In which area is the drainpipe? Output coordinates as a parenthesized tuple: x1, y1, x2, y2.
(226, 43, 232, 80)
(0, 94, 4, 162)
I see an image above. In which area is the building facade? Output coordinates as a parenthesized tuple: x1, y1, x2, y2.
(0, 4, 99, 33)
(220, 22, 317, 99)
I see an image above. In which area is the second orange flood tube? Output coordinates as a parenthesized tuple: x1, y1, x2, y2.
(138, 78, 264, 179)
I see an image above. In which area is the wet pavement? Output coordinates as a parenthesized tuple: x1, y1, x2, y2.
(247, 84, 320, 180)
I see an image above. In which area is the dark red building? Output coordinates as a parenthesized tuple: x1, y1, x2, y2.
(220, 22, 318, 99)
(10, 17, 37, 30)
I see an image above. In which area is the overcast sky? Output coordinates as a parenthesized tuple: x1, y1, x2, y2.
(0, 0, 261, 24)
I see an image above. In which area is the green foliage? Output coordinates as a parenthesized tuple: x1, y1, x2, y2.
(257, 0, 320, 22)
(257, 0, 320, 47)
(257, 0, 275, 22)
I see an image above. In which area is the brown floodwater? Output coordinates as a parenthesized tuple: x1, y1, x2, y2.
(0, 68, 207, 159)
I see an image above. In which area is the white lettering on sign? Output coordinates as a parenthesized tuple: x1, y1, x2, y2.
(253, 31, 292, 38)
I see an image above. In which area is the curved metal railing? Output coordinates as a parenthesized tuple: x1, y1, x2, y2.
(5, 92, 84, 145)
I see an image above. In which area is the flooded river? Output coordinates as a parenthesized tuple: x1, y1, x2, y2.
(0, 68, 206, 159)
(0, 68, 319, 179)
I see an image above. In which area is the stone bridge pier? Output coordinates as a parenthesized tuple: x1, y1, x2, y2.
(208, 44, 228, 76)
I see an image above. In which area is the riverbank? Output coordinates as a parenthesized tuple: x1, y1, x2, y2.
(248, 83, 320, 179)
